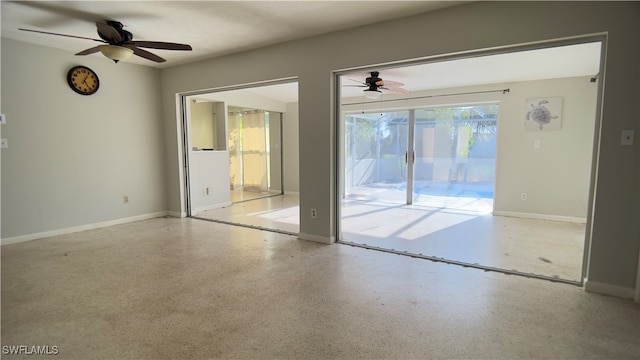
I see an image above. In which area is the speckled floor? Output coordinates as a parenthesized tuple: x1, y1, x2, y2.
(199, 193, 585, 281)
(340, 199, 585, 282)
(1, 217, 639, 359)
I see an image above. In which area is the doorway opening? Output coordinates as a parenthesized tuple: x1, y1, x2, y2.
(180, 81, 300, 235)
(337, 40, 603, 284)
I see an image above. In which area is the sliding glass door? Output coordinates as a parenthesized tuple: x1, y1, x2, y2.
(343, 104, 498, 209)
(344, 111, 410, 204)
(412, 105, 497, 210)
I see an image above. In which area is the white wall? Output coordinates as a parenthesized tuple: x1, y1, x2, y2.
(1, 39, 166, 241)
(190, 101, 214, 150)
(160, 2, 639, 293)
(189, 151, 231, 213)
(495, 77, 597, 220)
(186, 98, 231, 213)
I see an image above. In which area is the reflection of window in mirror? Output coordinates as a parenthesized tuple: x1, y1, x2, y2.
(190, 101, 227, 151)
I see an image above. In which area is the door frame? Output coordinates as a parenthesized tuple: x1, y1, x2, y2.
(334, 34, 607, 284)
(178, 78, 298, 217)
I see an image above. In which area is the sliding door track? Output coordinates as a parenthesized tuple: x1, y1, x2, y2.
(191, 216, 581, 286)
(338, 240, 583, 286)
(231, 193, 283, 205)
(191, 216, 298, 237)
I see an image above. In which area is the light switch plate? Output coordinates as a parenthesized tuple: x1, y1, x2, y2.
(1, 138, 7, 149)
(621, 130, 634, 146)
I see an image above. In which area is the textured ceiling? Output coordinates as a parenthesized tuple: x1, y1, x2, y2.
(2, 1, 601, 104)
(1, 1, 464, 68)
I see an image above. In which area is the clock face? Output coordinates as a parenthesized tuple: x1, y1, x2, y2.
(67, 66, 99, 95)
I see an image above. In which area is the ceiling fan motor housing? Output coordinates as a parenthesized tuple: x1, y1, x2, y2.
(98, 21, 132, 44)
(365, 71, 383, 91)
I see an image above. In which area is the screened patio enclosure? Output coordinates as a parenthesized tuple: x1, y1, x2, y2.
(344, 104, 498, 212)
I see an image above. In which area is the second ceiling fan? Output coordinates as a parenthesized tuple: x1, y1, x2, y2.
(345, 71, 410, 99)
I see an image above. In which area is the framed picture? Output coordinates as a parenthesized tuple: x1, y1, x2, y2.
(524, 97, 563, 131)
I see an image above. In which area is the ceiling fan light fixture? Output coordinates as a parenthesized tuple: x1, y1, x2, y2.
(364, 89, 382, 99)
(98, 45, 134, 62)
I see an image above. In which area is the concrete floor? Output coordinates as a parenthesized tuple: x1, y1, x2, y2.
(200, 192, 585, 281)
(1, 217, 639, 359)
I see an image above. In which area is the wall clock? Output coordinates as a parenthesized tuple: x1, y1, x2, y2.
(67, 65, 99, 95)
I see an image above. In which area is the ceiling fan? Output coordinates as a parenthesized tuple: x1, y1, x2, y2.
(345, 71, 410, 99)
(19, 20, 192, 63)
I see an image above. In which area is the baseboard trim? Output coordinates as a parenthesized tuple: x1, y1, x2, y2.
(584, 280, 635, 299)
(1, 211, 169, 246)
(493, 211, 586, 224)
(192, 202, 232, 215)
(298, 232, 335, 244)
(167, 211, 186, 218)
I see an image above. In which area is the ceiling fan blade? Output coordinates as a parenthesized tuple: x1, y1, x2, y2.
(346, 78, 366, 86)
(75, 46, 102, 56)
(383, 87, 410, 96)
(19, 28, 104, 43)
(96, 21, 122, 42)
(379, 80, 405, 88)
(124, 45, 166, 63)
(342, 85, 367, 88)
(126, 41, 192, 51)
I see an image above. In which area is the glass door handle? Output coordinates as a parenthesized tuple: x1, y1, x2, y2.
(405, 151, 415, 164)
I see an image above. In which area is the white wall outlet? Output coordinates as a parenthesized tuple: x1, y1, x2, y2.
(520, 193, 527, 200)
(534, 140, 541, 149)
(123, 195, 129, 204)
(621, 130, 634, 146)
(311, 208, 317, 219)
(0, 138, 7, 149)
(0, 113, 6, 125)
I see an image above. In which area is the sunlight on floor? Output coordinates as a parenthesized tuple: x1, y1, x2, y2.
(198, 191, 585, 282)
